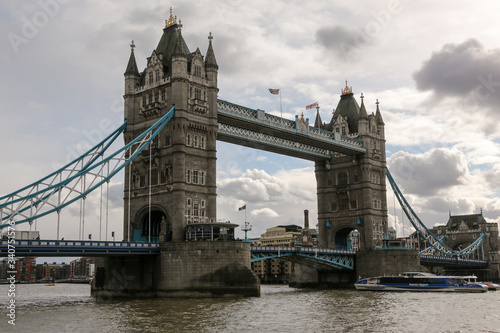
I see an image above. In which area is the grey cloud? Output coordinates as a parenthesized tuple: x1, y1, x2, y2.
(315, 25, 367, 59)
(483, 169, 500, 188)
(413, 39, 500, 113)
(388, 148, 468, 196)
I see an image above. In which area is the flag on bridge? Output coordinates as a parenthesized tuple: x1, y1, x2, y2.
(306, 102, 318, 110)
(269, 88, 280, 95)
(238, 204, 246, 211)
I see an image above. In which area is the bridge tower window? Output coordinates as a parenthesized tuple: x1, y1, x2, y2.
(338, 172, 348, 185)
(195, 88, 201, 100)
(150, 169, 158, 186)
(186, 134, 191, 146)
(339, 198, 349, 210)
(194, 65, 202, 78)
(155, 69, 160, 82)
(186, 170, 191, 183)
(342, 127, 346, 136)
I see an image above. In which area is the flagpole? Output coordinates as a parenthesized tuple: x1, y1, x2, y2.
(279, 89, 282, 118)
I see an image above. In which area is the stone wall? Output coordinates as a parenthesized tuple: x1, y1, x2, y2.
(92, 241, 260, 298)
(356, 249, 426, 279)
(158, 241, 260, 297)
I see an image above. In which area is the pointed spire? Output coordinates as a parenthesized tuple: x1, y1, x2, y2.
(205, 32, 218, 70)
(375, 99, 385, 124)
(125, 40, 139, 76)
(314, 103, 323, 128)
(359, 92, 368, 118)
(172, 31, 188, 57)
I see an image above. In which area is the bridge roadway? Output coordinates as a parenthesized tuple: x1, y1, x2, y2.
(0, 239, 160, 257)
(217, 99, 366, 161)
(0, 240, 487, 269)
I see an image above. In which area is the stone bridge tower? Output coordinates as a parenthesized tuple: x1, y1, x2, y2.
(314, 83, 388, 250)
(122, 10, 218, 242)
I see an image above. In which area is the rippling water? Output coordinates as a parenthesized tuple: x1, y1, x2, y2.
(1, 283, 499, 332)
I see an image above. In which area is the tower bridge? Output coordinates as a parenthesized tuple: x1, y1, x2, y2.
(1, 9, 499, 295)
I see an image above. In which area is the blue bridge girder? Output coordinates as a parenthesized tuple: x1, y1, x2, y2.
(217, 100, 366, 161)
(419, 254, 488, 267)
(0, 239, 160, 257)
(251, 246, 355, 270)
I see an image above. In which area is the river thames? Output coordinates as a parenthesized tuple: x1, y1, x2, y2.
(1, 283, 499, 332)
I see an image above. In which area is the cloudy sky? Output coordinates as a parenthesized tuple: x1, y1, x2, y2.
(1, 0, 500, 244)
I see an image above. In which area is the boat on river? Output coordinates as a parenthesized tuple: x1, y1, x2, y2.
(355, 272, 487, 292)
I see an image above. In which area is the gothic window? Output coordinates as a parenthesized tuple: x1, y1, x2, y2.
(150, 169, 158, 186)
(148, 94, 152, 104)
(193, 204, 199, 216)
(193, 135, 198, 147)
(193, 171, 199, 184)
(200, 171, 205, 185)
(140, 175, 145, 187)
(195, 88, 201, 100)
(370, 172, 380, 184)
(164, 133, 171, 146)
(335, 127, 339, 133)
(194, 65, 202, 78)
(350, 197, 357, 209)
(339, 198, 349, 210)
(203, 90, 206, 101)
(155, 69, 160, 82)
(200, 136, 205, 149)
(189, 87, 192, 99)
(160, 169, 167, 184)
(342, 127, 346, 136)
(372, 199, 381, 209)
(142, 95, 146, 107)
(161, 89, 166, 101)
(186, 134, 191, 146)
(148, 72, 153, 85)
(155, 91, 159, 103)
(338, 172, 348, 185)
(186, 170, 191, 183)
(201, 200, 205, 208)
(187, 198, 191, 206)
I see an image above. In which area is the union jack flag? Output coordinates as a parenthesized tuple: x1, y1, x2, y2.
(269, 89, 279, 95)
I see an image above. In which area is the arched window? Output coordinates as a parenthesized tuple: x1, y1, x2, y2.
(338, 172, 348, 185)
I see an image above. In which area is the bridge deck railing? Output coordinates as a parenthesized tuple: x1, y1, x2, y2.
(217, 100, 365, 151)
(251, 246, 356, 256)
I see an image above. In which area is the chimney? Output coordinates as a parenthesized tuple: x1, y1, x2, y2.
(304, 209, 309, 229)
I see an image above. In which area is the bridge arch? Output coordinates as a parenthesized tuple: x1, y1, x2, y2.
(134, 205, 172, 242)
(331, 227, 361, 250)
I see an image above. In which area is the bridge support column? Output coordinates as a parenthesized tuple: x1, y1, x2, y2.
(92, 255, 158, 298)
(289, 264, 355, 288)
(92, 241, 260, 298)
(356, 249, 426, 279)
(158, 242, 260, 297)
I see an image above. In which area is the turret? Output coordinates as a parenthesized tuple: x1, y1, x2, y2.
(124, 40, 139, 95)
(358, 93, 369, 135)
(205, 32, 218, 85)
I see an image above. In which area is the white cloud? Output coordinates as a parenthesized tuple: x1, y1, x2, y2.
(251, 208, 279, 218)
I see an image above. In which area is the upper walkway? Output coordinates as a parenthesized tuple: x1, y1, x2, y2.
(217, 100, 366, 161)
